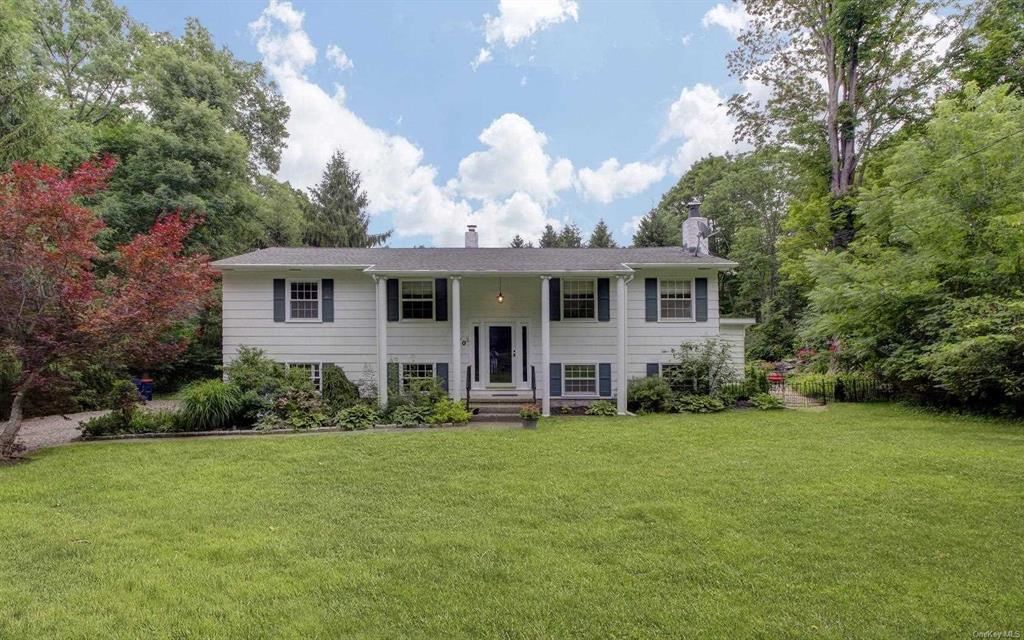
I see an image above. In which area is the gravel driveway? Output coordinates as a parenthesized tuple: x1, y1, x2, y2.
(15, 400, 180, 452)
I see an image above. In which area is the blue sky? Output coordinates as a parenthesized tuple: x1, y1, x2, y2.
(122, 0, 751, 246)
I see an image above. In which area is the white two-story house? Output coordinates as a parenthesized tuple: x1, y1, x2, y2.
(211, 209, 754, 416)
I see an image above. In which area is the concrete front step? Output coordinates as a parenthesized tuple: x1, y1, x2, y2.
(470, 412, 523, 423)
(468, 403, 522, 415)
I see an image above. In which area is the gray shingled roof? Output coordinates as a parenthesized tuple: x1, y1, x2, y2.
(211, 247, 737, 273)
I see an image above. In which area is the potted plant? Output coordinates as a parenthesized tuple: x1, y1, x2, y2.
(518, 404, 541, 429)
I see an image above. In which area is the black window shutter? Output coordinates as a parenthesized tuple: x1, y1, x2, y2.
(597, 278, 610, 322)
(473, 326, 480, 382)
(646, 363, 660, 377)
(435, 362, 449, 393)
(549, 278, 561, 321)
(695, 277, 708, 322)
(273, 279, 286, 322)
(386, 278, 399, 321)
(387, 362, 399, 392)
(599, 363, 611, 397)
(645, 278, 658, 322)
(321, 279, 334, 322)
(434, 278, 448, 321)
(550, 363, 562, 397)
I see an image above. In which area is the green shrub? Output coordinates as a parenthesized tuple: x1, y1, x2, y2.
(223, 346, 289, 396)
(178, 380, 242, 431)
(335, 403, 380, 431)
(257, 387, 329, 430)
(751, 393, 784, 410)
(715, 384, 745, 407)
(109, 379, 140, 424)
(79, 409, 178, 438)
(673, 394, 726, 413)
(79, 412, 125, 438)
(664, 339, 738, 395)
(387, 404, 431, 427)
(585, 400, 617, 416)
(427, 398, 471, 425)
(321, 365, 360, 411)
(130, 410, 177, 433)
(745, 362, 771, 394)
(627, 376, 672, 414)
(559, 405, 573, 415)
(403, 377, 448, 408)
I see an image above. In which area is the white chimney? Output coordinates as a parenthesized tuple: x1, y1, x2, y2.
(681, 200, 710, 256)
(464, 224, 479, 248)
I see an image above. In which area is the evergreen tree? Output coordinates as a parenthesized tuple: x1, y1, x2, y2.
(305, 151, 392, 248)
(632, 210, 677, 247)
(558, 222, 583, 248)
(587, 219, 617, 247)
(509, 234, 532, 248)
(538, 224, 560, 248)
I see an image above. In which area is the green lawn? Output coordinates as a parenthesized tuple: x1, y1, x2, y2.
(1, 405, 1022, 638)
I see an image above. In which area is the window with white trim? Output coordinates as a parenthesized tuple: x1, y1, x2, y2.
(401, 363, 435, 389)
(401, 280, 434, 320)
(659, 279, 692, 320)
(564, 364, 597, 394)
(562, 279, 596, 320)
(288, 281, 320, 321)
(289, 362, 322, 390)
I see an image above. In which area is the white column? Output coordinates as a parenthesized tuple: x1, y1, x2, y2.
(616, 275, 628, 415)
(450, 276, 462, 400)
(540, 276, 551, 417)
(375, 276, 388, 409)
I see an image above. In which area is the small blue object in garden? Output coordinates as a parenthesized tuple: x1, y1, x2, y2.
(138, 378, 154, 401)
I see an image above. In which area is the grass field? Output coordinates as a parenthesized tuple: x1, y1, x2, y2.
(1, 404, 1022, 638)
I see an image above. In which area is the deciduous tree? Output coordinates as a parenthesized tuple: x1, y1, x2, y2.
(0, 158, 214, 455)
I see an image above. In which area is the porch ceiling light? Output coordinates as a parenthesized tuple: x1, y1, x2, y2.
(496, 278, 504, 303)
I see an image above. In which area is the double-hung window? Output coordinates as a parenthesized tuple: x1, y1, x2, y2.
(659, 279, 693, 320)
(564, 364, 597, 395)
(401, 363, 435, 390)
(562, 279, 596, 320)
(401, 280, 434, 320)
(288, 281, 320, 321)
(288, 362, 322, 390)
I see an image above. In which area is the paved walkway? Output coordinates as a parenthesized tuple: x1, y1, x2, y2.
(15, 400, 179, 452)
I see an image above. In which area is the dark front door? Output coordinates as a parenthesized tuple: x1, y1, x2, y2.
(488, 325, 513, 384)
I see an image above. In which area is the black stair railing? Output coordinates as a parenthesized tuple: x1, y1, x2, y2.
(465, 365, 472, 410)
(530, 365, 536, 404)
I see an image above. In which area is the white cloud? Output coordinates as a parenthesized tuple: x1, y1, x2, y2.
(620, 214, 644, 238)
(701, 2, 751, 37)
(471, 48, 493, 71)
(249, 0, 316, 76)
(250, 0, 574, 246)
(681, 33, 694, 46)
(454, 113, 573, 205)
(325, 44, 354, 71)
(661, 83, 743, 174)
(577, 158, 666, 204)
(484, 0, 579, 48)
(469, 192, 557, 246)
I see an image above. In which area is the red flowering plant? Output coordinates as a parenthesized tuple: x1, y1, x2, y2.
(0, 158, 214, 456)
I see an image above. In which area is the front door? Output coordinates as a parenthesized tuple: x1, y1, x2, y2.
(488, 325, 513, 386)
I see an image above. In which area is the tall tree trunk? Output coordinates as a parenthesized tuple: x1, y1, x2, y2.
(0, 390, 26, 457)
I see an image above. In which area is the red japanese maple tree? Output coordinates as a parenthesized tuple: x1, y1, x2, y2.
(0, 158, 215, 455)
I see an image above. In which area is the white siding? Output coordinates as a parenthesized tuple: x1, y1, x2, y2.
(625, 269, 729, 381)
(220, 268, 744, 398)
(221, 270, 377, 383)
